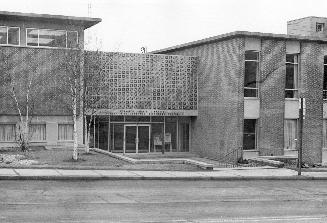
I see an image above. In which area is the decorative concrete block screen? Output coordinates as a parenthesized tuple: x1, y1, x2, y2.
(84, 52, 198, 116)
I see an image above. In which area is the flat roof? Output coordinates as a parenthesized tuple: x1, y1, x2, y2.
(151, 31, 327, 54)
(0, 11, 101, 29)
(288, 16, 327, 23)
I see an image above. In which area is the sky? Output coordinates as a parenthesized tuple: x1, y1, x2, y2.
(2, 0, 327, 53)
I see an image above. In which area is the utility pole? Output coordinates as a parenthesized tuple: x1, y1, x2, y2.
(298, 97, 305, 176)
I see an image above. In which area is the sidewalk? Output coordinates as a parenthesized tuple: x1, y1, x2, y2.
(1, 166, 327, 180)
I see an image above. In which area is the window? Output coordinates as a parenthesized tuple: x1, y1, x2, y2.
(323, 56, 327, 99)
(26, 28, 78, 48)
(323, 120, 327, 148)
(243, 119, 256, 150)
(285, 54, 299, 98)
(67, 31, 78, 48)
(316, 23, 325, 32)
(0, 124, 16, 142)
(284, 119, 297, 150)
(30, 124, 46, 141)
(244, 51, 259, 97)
(39, 29, 66, 48)
(0, 26, 20, 45)
(58, 124, 74, 141)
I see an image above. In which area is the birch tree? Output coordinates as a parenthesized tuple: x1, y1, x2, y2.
(0, 50, 36, 151)
(62, 48, 83, 160)
(83, 50, 103, 153)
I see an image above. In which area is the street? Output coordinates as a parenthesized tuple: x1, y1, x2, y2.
(1, 180, 327, 222)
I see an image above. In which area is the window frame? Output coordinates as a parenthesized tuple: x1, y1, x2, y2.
(242, 119, 257, 151)
(58, 123, 74, 141)
(0, 26, 20, 46)
(323, 119, 327, 148)
(284, 119, 298, 150)
(0, 123, 17, 142)
(26, 27, 78, 49)
(323, 56, 327, 100)
(316, 22, 325, 32)
(244, 50, 260, 98)
(29, 123, 47, 142)
(285, 54, 299, 99)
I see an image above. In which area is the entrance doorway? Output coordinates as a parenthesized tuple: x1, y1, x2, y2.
(124, 124, 150, 153)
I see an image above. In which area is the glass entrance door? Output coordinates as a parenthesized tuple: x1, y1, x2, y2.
(138, 125, 150, 153)
(125, 125, 137, 153)
(124, 124, 150, 153)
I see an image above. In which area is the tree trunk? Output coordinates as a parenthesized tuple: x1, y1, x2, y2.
(85, 131, 90, 153)
(72, 97, 78, 160)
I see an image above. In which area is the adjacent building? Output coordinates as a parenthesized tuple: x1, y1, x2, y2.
(1, 11, 327, 165)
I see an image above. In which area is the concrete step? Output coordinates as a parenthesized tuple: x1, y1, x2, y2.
(248, 157, 285, 168)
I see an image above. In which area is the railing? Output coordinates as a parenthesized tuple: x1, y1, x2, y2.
(213, 147, 243, 168)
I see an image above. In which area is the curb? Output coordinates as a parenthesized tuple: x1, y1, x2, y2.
(1, 175, 327, 181)
(91, 148, 214, 170)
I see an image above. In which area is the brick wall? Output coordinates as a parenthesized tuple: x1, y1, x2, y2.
(258, 39, 286, 156)
(0, 47, 76, 116)
(157, 38, 245, 161)
(301, 42, 324, 163)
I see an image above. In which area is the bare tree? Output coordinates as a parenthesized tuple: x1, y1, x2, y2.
(83, 50, 103, 153)
(0, 50, 37, 151)
(62, 48, 83, 160)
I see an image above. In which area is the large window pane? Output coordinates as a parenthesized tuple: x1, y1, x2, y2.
(0, 124, 16, 142)
(67, 31, 78, 48)
(284, 119, 297, 150)
(324, 120, 327, 148)
(245, 51, 259, 60)
(165, 118, 177, 152)
(113, 124, 124, 152)
(151, 123, 164, 152)
(285, 54, 299, 98)
(30, 124, 46, 141)
(244, 61, 258, 88)
(39, 29, 66, 48)
(323, 56, 327, 99)
(243, 119, 256, 150)
(0, 27, 7, 44)
(244, 51, 259, 97)
(8, 27, 19, 45)
(26, 28, 38, 46)
(179, 122, 189, 152)
(58, 124, 73, 141)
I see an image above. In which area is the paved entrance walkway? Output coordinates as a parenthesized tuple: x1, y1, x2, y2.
(0, 167, 326, 180)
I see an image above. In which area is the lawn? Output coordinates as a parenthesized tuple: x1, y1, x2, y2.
(0, 147, 201, 171)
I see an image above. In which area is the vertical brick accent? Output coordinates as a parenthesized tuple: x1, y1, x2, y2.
(258, 39, 286, 156)
(301, 42, 323, 163)
(159, 38, 245, 162)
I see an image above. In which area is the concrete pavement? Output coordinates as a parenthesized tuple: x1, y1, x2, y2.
(1, 166, 327, 180)
(1, 180, 327, 222)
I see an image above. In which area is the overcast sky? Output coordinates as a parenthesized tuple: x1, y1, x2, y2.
(2, 0, 327, 52)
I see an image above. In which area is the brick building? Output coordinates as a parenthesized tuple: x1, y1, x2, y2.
(153, 17, 327, 164)
(1, 11, 327, 165)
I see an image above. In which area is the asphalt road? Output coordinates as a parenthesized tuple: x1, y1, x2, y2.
(1, 180, 327, 222)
